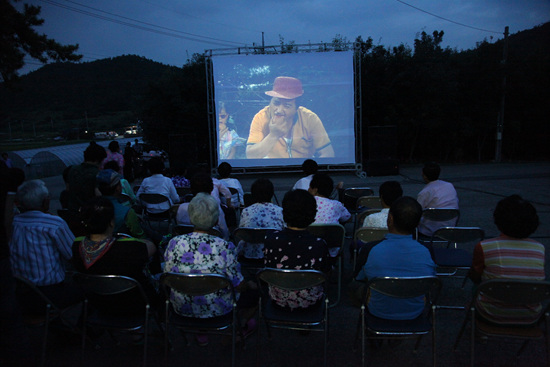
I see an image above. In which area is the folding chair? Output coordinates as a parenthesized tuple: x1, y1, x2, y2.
(160, 273, 240, 367)
(232, 227, 276, 276)
(139, 193, 174, 234)
(256, 268, 329, 367)
(307, 223, 346, 307)
(14, 275, 79, 367)
(356, 276, 441, 367)
(73, 273, 155, 367)
(453, 279, 550, 367)
(352, 226, 388, 273)
(356, 196, 384, 210)
(417, 208, 460, 241)
(430, 227, 484, 285)
(341, 187, 375, 237)
(172, 224, 223, 238)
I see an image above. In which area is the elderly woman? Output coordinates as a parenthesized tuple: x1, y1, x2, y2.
(164, 193, 255, 346)
(72, 197, 159, 309)
(308, 173, 351, 224)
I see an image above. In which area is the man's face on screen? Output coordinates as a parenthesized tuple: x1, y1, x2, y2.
(270, 97, 297, 125)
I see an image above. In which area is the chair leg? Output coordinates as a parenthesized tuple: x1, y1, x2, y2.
(231, 308, 236, 367)
(453, 309, 470, 351)
(324, 298, 329, 367)
(41, 303, 51, 367)
(143, 304, 150, 367)
(329, 256, 342, 308)
(81, 300, 88, 367)
(361, 305, 366, 367)
(516, 340, 530, 357)
(432, 305, 436, 367)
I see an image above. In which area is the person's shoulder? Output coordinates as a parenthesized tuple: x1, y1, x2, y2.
(253, 106, 270, 119)
(298, 106, 321, 121)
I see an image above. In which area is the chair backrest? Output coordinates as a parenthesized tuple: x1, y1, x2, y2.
(73, 273, 147, 298)
(354, 226, 388, 243)
(356, 196, 383, 210)
(139, 193, 170, 205)
(357, 209, 383, 227)
(14, 275, 60, 313)
(257, 268, 327, 291)
(368, 276, 441, 300)
(431, 227, 484, 244)
(160, 272, 235, 301)
(172, 224, 194, 236)
(307, 223, 345, 248)
(232, 227, 275, 244)
(421, 208, 460, 223)
(476, 279, 550, 305)
(342, 187, 375, 211)
(176, 187, 191, 197)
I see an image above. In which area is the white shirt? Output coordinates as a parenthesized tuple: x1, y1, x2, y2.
(220, 178, 245, 207)
(136, 174, 179, 213)
(362, 208, 389, 229)
(417, 180, 459, 236)
(293, 174, 314, 191)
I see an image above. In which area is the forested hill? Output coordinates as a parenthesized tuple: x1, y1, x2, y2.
(0, 55, 179, 133)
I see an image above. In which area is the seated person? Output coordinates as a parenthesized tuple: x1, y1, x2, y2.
(309, 173, 351, 224)
(104, 160, 137, 205)
(72, 197, 159, 309)
(176, 173, 229, 240)
(96, 169, 147, 239)
(293, 159, 318, 191)
(9, 180, 83, 313)
(218, 162, 244, 208)
(468, 195, 545, 325)
(164, 193, 256, 345)
(362, 181, 403, 229)
(237, 178, 284, 260)
(263, 189, 331, 310)
(136, 157, 179, 214)
(356, 196, 436, 320)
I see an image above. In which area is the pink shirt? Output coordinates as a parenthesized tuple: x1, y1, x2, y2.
(313, 196, 351, 224)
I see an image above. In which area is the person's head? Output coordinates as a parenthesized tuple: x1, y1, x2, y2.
(126, 142, 131, 148)
(218, 101, 229, 129)
(81, 197, 115, 236)
(266, 76, 304, 125)
(83, 141, 107, 164)
(379, 181, 403, 208)
(217, 162, 232, 178)
(309, 173, 333, 198)
(188, 193, 219, 231)
(108, 140, 120, 153)
(422, 162, 441, 182)
(302, 159, 318, 175)
(251, 178, 274, 203)
(387, 196, 423, 235)
(16, 180, 49, 212)
(282, 189, 317, 229)
(494, 195, 539, 238)
(147, 157, 165, 174)
(96, 169, 122, 196)
(190, 173, 214, 196)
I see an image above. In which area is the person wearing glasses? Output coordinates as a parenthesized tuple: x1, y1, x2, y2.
(246, 76, 334, 159)
(218, 101, 242, 160)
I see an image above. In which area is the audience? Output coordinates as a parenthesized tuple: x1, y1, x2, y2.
(66, 141, 107, 213)
(238, 178, 284, 260)
(417, 162, 459, 237)
(72, 197, 159, 309)
(293, 159, 318, 191)
(136, 157, 179, 214)
(9, 180, 83, 313)
(218, 162, 244, 208)
(355, 196, 436, 320)
(362, 181, 403, 229)
(101, 140, 125, 175)
(468, 195, 545, 325)
(164, 193, 256, 346)
(104, 160, 137, 205)
(309, 173, 351, 224)
(263, 189, 330, 310)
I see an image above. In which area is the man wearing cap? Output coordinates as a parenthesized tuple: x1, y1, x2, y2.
(246, 76, 335, 159)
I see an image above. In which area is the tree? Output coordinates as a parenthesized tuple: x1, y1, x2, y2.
(0, 0, 82, 83)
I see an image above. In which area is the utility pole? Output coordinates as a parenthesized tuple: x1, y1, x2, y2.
(262, 31, 265, 54)
(495, 26, 509, 162)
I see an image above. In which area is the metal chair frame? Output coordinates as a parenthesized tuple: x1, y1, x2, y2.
(341, 187, 375, 238)
(453, 279, 550, 367)
(256, 268, 329, 367)
(356, 196, 384, 210)
(307, 223, 346, 307)
(356, 276, 441, 367)
(160, 272, 239, 367)
(138, 193, 174, 234)
(417, 208, 460, 241)
(73, 273, 154, 367)
(352, 226, 388, 274)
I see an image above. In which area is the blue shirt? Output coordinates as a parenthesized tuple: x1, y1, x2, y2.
(356, 233, 436, 320)
(9, 211, 75, 286)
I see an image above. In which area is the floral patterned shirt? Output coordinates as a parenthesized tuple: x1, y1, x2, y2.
(263, 228, 330, 309)
(163, 232, 244, 318)
(219, 129, 241, 160)
(101, 151, 125, 174)
(313, 196, 351, 224)
(238, 203, 284, 259)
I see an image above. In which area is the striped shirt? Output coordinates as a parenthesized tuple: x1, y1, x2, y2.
(471, 235, 545, 324)
(9, 211, 75, 286)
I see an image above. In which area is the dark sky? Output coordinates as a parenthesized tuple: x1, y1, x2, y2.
(20, 0, 550, 74)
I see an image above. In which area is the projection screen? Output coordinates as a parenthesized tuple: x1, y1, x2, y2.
(211, 51, 356, 169)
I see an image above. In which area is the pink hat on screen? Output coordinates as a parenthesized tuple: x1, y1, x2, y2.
(265, 76, 304, 99)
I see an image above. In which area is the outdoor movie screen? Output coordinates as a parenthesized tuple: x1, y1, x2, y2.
(212, 51, 355, 168)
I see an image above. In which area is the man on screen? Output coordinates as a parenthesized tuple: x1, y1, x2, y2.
(246, 76, 335, 159)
